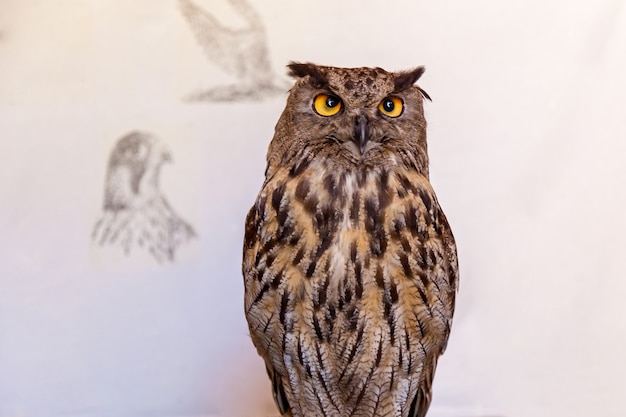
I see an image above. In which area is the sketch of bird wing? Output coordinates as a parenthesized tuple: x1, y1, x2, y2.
(178, 0, 274, 83)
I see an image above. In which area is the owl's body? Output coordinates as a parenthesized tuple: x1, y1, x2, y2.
(243, 64, 458, 417)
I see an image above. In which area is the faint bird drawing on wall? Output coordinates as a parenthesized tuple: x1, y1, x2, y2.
(92, 131, 196, 263)
(178, 0, 289, 101)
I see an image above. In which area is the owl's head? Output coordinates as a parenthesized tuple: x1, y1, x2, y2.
(268, 62, 431, 176)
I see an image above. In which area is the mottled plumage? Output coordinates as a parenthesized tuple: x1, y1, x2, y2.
(243, 63, 458, 417)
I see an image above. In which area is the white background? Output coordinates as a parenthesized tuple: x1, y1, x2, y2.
(1, 1, 625, 416)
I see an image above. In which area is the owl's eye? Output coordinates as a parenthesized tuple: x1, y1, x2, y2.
(313, 94, 342, 117)
(378, 97, 404, 118)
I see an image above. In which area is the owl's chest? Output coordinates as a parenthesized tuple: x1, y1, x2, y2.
(271, 168, 382, 264)
(255, 166, 407, 317)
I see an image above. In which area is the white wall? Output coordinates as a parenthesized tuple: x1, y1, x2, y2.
(0, 1, 625, 416)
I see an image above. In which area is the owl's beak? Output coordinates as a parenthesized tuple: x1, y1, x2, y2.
(354, 114, 369, 155)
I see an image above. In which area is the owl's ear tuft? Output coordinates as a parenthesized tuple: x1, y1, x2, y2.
(393, 66, 426, 92)
(287, 62, 328, 88)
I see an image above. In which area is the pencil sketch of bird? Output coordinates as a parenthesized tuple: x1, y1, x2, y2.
(242, 63, 458, 417)
(178, 0, 289, 101)
(92, 131, 196, 263)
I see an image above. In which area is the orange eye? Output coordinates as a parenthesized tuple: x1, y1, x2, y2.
(313, 94, 342, 116)
(378, 97, 404, 118)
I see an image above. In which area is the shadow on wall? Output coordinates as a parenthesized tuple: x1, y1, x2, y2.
(92, 131, 196, 263)
(178, 0, 290, 102)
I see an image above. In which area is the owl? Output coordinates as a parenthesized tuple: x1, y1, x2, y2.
(242, 63, 458, 417)
(92, 131, 196, 263)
